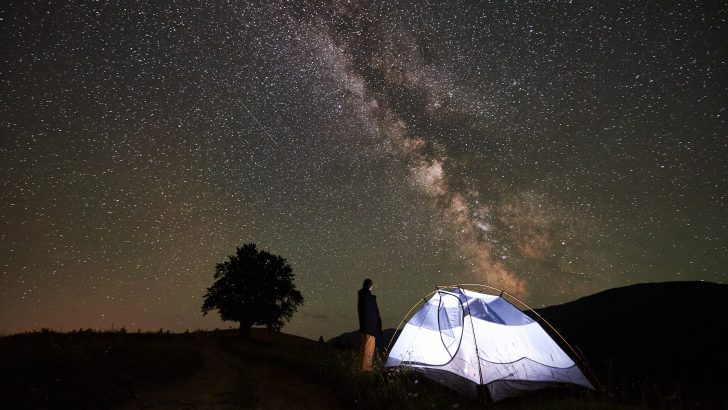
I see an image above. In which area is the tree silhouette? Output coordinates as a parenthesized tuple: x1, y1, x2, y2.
(201, 243, 304, 337)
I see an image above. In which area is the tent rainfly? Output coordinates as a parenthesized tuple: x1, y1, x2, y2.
(385, 286, 595, 403)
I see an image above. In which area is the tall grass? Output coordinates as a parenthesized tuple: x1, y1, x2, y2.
(321, 350, 486, 409)
(591, 361, 728, 410)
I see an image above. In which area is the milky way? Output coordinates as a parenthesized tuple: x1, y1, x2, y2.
(1, 0, 726, 339)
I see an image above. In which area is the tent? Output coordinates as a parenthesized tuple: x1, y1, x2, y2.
(384, 285, 596, 403)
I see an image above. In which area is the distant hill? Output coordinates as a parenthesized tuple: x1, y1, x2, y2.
(329, 281, 728, 399)
(534, 281, 728, 387)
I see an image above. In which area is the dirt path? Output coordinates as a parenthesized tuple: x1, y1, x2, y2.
(117, 334, 240, 409)
(117, 333, 344, 410)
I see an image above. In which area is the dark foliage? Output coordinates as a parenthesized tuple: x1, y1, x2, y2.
(201, 243, 304, 336)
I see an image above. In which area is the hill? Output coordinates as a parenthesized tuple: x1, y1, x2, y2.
(0, 329, 352, 410)
(0, 328, 482, 410)
(535, 281, 728, 401)
(0, 329, 348, 410)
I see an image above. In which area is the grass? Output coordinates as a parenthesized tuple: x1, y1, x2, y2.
(1, 329, 726, 410)
(588, 365, 728, 410)
(324, 351, 624, 410)
(323, 351, 483, 409)
(0, 329, 202, 410)
(217, 329, 484, 409)
(218, 330, 626, 409)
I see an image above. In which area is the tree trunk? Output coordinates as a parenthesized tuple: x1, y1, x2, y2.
(239, 322, 252, 338)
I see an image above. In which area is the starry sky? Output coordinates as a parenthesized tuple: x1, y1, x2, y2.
(1, 0, 726, 340)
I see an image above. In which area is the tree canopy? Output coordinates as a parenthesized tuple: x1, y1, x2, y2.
(201, 243, 304, 336)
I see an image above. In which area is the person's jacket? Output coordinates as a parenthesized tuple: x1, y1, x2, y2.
(358, 288, 382, 336)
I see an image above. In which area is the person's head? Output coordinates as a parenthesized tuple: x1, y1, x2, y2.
(362, 278, 373, 290)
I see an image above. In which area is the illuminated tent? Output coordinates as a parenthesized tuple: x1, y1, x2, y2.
(384, 286, 595, 402)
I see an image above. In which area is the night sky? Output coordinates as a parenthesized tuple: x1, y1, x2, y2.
(1, 0, 726, 340)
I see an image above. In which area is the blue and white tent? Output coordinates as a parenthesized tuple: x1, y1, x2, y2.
(385, 286, 595, 402)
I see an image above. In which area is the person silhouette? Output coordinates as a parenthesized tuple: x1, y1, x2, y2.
(357, 278, 382, 372)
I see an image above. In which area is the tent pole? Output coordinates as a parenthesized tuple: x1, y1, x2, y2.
(534, 313, 602, 391)
(457, 284, 489, 404)
(501, 293, 602, 392)
(464, 284, 602, 392)
(450, 284, 601, 392)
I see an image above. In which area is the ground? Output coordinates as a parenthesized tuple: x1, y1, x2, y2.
(115, 330, 343, 410)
